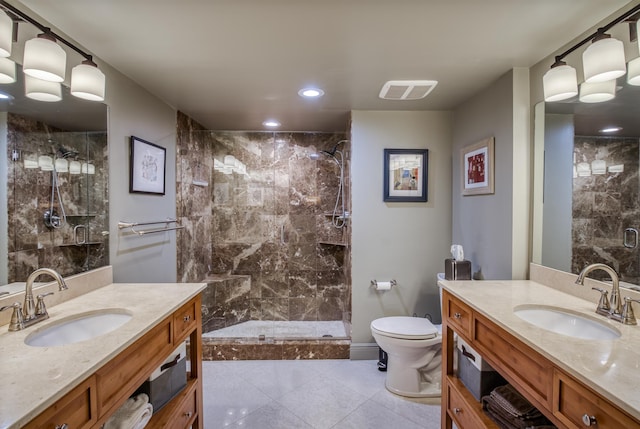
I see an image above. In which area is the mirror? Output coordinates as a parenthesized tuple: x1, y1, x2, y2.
(534, 79, 640, 289)
(0, 65, 108, 295)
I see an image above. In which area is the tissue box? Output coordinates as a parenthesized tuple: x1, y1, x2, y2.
(135, 342, 187, 412)
(445, 259, 472, 280)
(456, 338, 505, 401)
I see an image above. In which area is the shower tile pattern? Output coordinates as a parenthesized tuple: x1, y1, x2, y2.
(176, 112, 351, 328)
(572, 136, 640, 283)
(6, 113, 108, 282)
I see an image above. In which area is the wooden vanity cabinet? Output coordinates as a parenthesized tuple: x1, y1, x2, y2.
(25, 294, 203, 429)
(441, 290, 640, 429)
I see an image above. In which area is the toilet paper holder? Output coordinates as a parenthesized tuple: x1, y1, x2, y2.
(370, 279, 397, 289)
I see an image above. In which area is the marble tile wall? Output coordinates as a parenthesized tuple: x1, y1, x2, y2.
(176, 112, 351, 326)
(572, 136, 640, 284)
(6, 113, 108, 282)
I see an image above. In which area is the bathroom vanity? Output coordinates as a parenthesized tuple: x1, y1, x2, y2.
(440, 278, 640, 429)
(0, 276, 206, 428)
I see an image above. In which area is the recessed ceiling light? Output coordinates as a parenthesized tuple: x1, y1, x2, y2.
(298, 87, 324, 98)
(263, 120, 281, 128)
(599, 126, 623, 133)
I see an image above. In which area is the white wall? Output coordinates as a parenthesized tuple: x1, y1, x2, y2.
(451, 69, 530, 280)
(350, 111, 452, 346)
(101, 63, 178, 283)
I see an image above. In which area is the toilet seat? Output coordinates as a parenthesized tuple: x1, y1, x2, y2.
(371, 316, 438, 340)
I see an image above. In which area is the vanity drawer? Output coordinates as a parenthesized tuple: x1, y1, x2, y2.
(25, 376, 97, 429)
(173, 296, 199, 344)
(473, 313, 553, 411)
(446, 377, 496, 429)
(553, 371, 639, 429)
(444, 291, 473, 339)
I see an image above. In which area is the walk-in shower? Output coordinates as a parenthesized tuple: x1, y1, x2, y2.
(311, 139, 349, 229)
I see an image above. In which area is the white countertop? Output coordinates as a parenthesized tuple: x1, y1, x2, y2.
(439, 279, 640, 421)
(0, 282, 205, 429)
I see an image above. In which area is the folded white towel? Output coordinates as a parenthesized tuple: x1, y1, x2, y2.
(104, 393, 154, 429)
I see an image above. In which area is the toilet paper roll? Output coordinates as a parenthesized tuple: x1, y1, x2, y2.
(375, 281, 392, 291)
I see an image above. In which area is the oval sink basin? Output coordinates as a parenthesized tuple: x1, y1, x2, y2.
(513, 305, 621, 340)
(25, 309, 133, 347)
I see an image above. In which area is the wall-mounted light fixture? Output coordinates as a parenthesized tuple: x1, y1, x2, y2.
(543, 4, 640, 103)
(0, 1, 106, 102)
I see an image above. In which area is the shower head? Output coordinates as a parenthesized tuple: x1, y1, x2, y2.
(322, 140, 348, 157)
(56, 146, 79, 159)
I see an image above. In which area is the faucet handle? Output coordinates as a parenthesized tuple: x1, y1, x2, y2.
(0, 302, 24, 331)
(36, 292, 54, 317)
(621, 297, 640, 325)
(592, 287, 611, 316)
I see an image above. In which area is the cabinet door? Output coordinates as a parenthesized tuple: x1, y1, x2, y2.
(24, 376, 97, 429)
(553, 371, 639, 429)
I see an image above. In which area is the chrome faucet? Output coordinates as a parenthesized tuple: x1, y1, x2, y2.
(23, 268, 67, 322)
(575, 263, 623, 321)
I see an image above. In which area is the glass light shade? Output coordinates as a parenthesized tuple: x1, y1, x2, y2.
(38, 155, 53, 171)
(579, 80, 616, 103)
(25, 75, 62, 102)
(87, 163, 95, 175)
(54, 158, 68, 172)
(543, 64, 578, 102)
(0, 57, 16, 83)
(591, 159, 606, 175)
(0, 11, 12, 57)
(577, 162, 591, 177)
(23, 155, 38, 169)
(582, 37, 626, 83)
(71, 61, 105, 101)
(69, 160, 81, 174)
(23, 35, 66, 82)
(627, 57, 640, 86)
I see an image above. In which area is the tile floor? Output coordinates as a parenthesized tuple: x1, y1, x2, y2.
(202, 359, 441, 429)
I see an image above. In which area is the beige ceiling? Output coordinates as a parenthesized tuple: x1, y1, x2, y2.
(17, 0, 635, 131)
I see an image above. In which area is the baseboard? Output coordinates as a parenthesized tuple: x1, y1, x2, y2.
(350, 342, 379, 360)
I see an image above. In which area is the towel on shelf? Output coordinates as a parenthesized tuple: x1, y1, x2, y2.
(104, 393, 154, 429)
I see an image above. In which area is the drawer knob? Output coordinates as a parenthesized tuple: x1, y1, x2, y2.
(454, 312, 462, 319)
(183, 315, 191, 322)
(453, 407, 461, 415)
(184, 411, 193, 418)
(55, 424, 68, 429)
(582, 414, 597, 426)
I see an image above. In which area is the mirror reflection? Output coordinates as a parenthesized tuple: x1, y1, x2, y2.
(537, 80, 640, 289)
(0, 66, 108, 295)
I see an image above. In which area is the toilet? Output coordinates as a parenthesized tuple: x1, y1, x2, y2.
(370, 274, 445, 397)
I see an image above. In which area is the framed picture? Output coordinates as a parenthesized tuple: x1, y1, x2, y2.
(383, 148, 428, 202)
(461, 137, 494, 196)
(129, 136, 166, 195)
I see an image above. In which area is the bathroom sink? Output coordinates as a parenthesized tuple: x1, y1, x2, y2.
(513, 305, 621, 340)
(25, 309, 133, 347)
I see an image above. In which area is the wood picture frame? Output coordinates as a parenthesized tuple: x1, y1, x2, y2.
(461, 137, 494, 196)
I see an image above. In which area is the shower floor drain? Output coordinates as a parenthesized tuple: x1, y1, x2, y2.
(322, 334, 333, 338)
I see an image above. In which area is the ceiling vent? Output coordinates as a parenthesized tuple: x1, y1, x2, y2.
(379, 80, 438, 100)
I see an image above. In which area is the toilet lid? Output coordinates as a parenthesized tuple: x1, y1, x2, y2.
(371, 316, 438, 340)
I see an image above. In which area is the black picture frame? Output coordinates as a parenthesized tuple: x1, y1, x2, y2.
(383, 148, 428, 202)
(129, 136, 166, 195)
